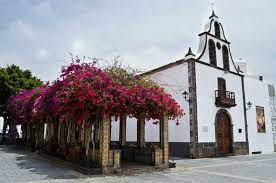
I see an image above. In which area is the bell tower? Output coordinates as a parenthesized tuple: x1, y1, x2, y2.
(197, 10, 239, 73)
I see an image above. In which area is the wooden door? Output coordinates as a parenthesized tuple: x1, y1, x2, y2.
(216, 112, 232, 155)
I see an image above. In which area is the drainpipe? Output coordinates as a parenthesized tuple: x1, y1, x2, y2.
(241, 76, 249, 154)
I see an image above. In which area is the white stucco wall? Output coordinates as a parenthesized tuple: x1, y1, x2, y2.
(269, 96, 276, 151)
(111, 62, 190, 143)
(245, 77, 274, 154)
(195, 62, 246, 143)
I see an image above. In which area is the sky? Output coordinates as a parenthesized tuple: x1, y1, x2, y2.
(0, 0, 275, 83)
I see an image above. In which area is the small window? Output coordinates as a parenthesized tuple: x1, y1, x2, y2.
(214, 21, 221, 38)
(238, 129, 242, 133)
(222, 45, 230, 70)
(209, 39, 217, 66)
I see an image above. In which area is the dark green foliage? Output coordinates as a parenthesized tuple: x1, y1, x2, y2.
(0, 64, 43, 115)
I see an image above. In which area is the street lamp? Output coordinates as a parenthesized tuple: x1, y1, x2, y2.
(246, 101, 252, 110)
(182, 91, 190, 102)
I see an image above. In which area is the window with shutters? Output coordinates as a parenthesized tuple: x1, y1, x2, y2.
(222, 45, 230, 70)
(218, 77, 226, 91)
(209, 39, 217, 66)
(215, 77, 236, 108)
(214, 21, 221, 38)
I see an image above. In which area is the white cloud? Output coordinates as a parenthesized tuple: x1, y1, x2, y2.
(36, 48, 50, 60)
(9, 20, 36, 41)
(31, 0, 53, 16)
(71, 40, 86, 56)
(0, 0, 275, 84)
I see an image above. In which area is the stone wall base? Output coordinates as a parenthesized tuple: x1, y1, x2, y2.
(169, 142, 190, 158)
(193, 142, 216, 158)
(233, 142, 249, 156)
(191, 142, 249, 158)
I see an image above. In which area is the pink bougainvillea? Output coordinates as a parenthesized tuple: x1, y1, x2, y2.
(7, 86, 47, 125)
(7, 60, 184, 126)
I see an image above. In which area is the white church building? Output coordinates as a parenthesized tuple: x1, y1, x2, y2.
(111, 11, 276, 158)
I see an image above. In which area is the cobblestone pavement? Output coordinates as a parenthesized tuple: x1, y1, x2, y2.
(1, 146, 276, 183)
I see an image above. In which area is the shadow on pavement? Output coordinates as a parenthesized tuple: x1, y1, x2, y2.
(0, 145, 88, 180)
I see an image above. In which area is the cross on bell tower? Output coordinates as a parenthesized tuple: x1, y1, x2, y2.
(211, 1, 214, 11)
(209, 1, 218, 19)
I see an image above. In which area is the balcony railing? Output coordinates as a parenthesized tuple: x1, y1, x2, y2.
(215, 90, 236, 108)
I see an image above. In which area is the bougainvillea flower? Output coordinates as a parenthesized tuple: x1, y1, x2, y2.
(7, 60, 184, 126)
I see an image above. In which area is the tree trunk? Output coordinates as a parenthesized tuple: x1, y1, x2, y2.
(7, 125, 17, 144)
(67, 121, 71, 144)
(22, 124, 27, 143)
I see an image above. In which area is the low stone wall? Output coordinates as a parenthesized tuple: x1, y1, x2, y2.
(108, 149, 121, 169)
(192, 142, 249, 158)
(233, 142, 249, 155)
(194, 142, 216, 158)
(121, 146, 164, 166)
(88, 149, 121, 169)
(121, 146, 152, 164)
(169, 142, 191, 158)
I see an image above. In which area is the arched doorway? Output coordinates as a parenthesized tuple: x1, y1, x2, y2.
(216, 110, 233, 155)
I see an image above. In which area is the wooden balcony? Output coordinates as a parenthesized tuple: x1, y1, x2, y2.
(215, 90, 236, 108)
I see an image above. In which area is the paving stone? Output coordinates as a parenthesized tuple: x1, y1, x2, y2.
(0, 146, 276, 182)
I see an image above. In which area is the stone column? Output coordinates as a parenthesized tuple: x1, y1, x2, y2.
(119, 113, 127, 146)
(137, 113, 145, 148)
(99, 114, 110, 174)
(160, 112, 169, 166)
(188, 60, 199, 158)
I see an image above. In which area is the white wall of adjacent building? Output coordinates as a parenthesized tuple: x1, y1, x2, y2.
(245, 77, 274, 154)
(0, 117, 3, 133)
(195, 62, 246, 143)
(269, 96, 276, 151)
(111, 62, 190, 143)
